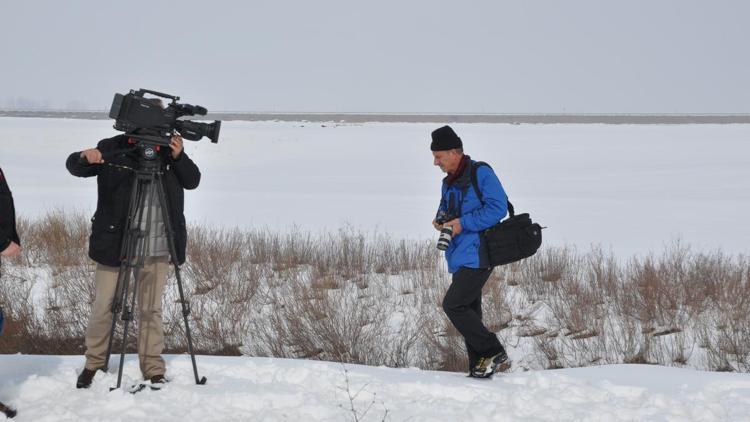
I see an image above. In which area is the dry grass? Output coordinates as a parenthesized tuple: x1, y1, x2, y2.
(1, 212, 748, 373)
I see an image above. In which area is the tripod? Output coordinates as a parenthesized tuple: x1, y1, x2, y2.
(102, 142, 206, 390)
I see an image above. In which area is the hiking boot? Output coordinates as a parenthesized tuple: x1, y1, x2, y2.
(148, 374, 168, 390)
(466, 360, 479, 378)
(149, 374, 167, 383)
(76, 367, 100, 389)
(0, 401, 17, 418)
(471, 349, 510, 379)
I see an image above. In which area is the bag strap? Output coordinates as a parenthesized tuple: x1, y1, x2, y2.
(471, 161, 514, 217)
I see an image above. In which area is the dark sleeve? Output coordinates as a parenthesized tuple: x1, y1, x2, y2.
(66, 151, 100, 178)
(0, 168, 18, 250)
(66, 138, 119, 178)
(171, 152, 201, 190)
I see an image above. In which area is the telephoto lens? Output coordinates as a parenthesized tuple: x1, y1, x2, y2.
(436, 225, 454, 250)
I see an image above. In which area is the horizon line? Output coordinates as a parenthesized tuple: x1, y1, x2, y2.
(3, 110, 750, 124)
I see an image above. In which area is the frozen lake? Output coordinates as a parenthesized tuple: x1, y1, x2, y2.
(1, 117, 749, 258)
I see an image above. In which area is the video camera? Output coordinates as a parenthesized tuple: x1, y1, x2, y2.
(109, 89, 221, 146)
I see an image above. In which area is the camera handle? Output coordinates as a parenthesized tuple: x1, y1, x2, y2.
(133, 88, 179, 102)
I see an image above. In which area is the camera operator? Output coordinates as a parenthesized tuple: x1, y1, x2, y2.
(430, 125, 510, 379)
(0, 167, 21, 418)
(66, 133, 200, 389)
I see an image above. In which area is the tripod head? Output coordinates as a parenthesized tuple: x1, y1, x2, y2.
(100, 135, 173, 174)
(125, 127, 191, 171)
(128, 132, 172, 149)
(133, 143, 165, 171)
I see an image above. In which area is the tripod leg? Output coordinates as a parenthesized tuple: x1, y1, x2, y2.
(155, 176, 207, 385)
(104, 171, 145, 372)
(175, 261, 207, 384)
(103, 267, 130, 372)
(111, 173, 154, 390)
(115, 275, 140, 390)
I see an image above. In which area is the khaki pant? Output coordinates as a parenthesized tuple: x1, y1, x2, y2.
(84, 256, 169, 378)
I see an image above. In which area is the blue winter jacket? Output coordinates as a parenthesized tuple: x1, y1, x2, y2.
(437, 159, 508, 273)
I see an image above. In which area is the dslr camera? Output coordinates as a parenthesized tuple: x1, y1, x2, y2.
(435, 210, 456, 251)
(109, 89, 221, 147)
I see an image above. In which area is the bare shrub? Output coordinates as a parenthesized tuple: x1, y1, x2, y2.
(423, 318, 468, 372)
(22, 209, 89, 268)
(43, 265, 95, 341)
(2, 210, 91, 354)
(4, 210, 750, 374)
(482, 272, 513, 332)
(0, 265, 47, 353)
(529, 332, 562, 369)
(165, 226, 265, 354)
(695, 256, 750, 372)
(337, 364, 390, 422)
(249, 277, 390, 365)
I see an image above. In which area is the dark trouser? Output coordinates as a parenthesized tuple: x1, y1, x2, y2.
(442, 266, 503, 370)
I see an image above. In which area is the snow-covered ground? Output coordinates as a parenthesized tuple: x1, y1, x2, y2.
(2, 118, 750, 420)
(2, 117, 749, 258)
(0, 354, 748, 421)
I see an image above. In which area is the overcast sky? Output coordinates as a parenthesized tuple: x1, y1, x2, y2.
(1, 0, 748, 113)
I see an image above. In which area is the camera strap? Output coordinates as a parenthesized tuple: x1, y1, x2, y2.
(471, 162, 514, 218)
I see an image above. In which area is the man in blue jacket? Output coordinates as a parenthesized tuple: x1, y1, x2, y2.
(431, 125, 510, 378)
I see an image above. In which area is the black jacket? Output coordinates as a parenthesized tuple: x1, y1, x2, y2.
(66, 135, 201, 267)
(0, 167, 21, 254)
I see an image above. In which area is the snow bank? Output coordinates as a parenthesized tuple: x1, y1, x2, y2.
(1, 354, 749, 421)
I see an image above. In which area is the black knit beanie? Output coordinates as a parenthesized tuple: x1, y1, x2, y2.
(430, 125, 462, 151)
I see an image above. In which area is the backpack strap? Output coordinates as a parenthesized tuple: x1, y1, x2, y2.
(471, 161, 514, 217)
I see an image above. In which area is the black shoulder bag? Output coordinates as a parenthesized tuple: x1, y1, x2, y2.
(471, 162, 543, 266)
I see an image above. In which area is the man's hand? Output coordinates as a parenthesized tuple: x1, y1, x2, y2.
(432, 219, 442, 231)
(1, 241, 21, 258)
(170, 135, 184, 159)
(444, 218, 463, 235)
(80, 148, 104, 164)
